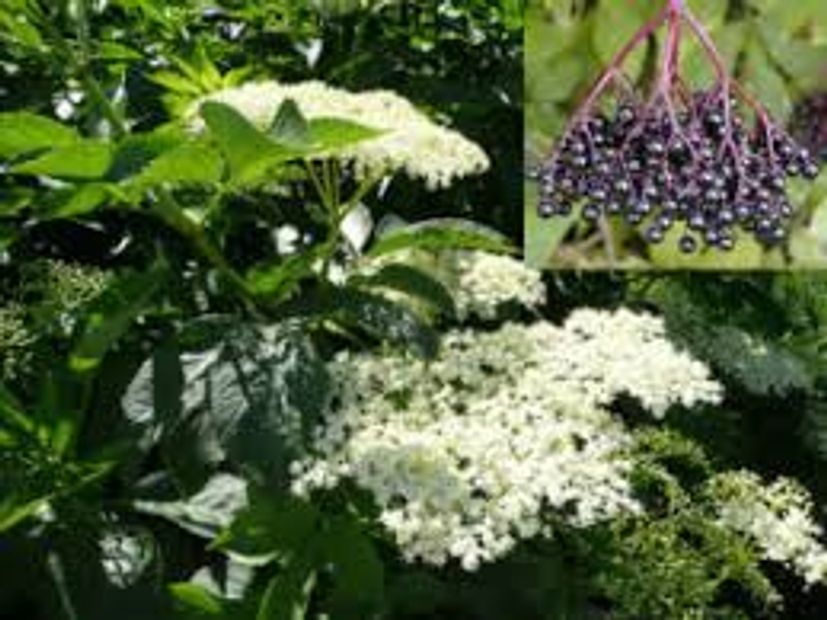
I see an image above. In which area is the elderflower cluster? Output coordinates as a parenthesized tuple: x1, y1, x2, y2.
(709, 471, 827, 586)
(449, 251, 546, 320)
(193, 80, 489, 189)
(557, 308, 722, 418)
(290, 309, 722, 570)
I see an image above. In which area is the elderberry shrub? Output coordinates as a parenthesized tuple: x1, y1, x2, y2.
(790, 93, 827, 164)
(538, 91, 821, 253)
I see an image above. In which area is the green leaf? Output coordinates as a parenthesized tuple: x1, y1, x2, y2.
(649, 226, 764, 270)
(214, 493, 320, 562)
(246, 252, 320, 301)
(0, 382, 34, 440)
(368, 218, 514, 257)
(169, 583, 227, 617)
(307, 117, 384, 152)
(321, 516, 384, 618)
(269, 99, 311, 147)
(149, 70, 204, 96)
(70, 264, 167, 373)
(0, 495, 50, 533)
(201, 102, 298, 185)
(50, 183, 111, 218)
(593, 0, 657, 83)
(326, 287, 440, 358)
(0, 112, 79, 159)
(97, 41, 143, 61)
(743, 41, 791, 122)
(0, 9, 44, 48)
(122, 323, 331, 478)
(525, 180, 576, 268)
(12, 141, 113, 179)
(134, 474, 248, 540)
(0, 460, 112, 533)
(107, 126, 188, 182)
(257, 561, 316, 620)
(350, 263, 456, 317)
(131, 142, 224, 188)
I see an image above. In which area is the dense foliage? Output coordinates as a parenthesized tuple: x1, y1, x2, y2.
(526, 0, 827, 268)
(0, 1, 522, 618)
(4, 1, 827, 619)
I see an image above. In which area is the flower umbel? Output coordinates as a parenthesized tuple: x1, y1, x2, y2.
(193, 80, 490, 189)
(450, 251, 546, 320)
(291, 309, 721, 570)
(709, 470, 827, 586)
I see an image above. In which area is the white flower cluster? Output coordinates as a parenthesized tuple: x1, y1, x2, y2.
(193, 80, 489, 189)
(556, 308, 723, 418)
(449, 251, 546, 320)
(290, 309, 722, 570)
(709, 471, 827, 586)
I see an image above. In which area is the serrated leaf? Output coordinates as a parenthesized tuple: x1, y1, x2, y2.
(169, 583, 227, 617)
(0, 112, 79, 159)
(213, 493, 319, 562)
(350, 263, 456, 317)
(269, 99, 311, 147)
(131, 142, 224, 188)
(134, 474, 248, 540)
(150, 71, 204, 96)
(368, 218, 514, 257)
(307, 117, 384, 153)
(12, 141, 112, 179)
(50, 183, 110, 218)
(122, 323, 331, 478)
(246, 252, 320, 300)
(327, 287, 439, 358)
(98, 41, 143, 61)
(201, 102, 298, 185)
(257, 564, 315, 620)
(107, 127, 188, 182)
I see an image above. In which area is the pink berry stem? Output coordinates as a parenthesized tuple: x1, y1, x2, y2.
(680, 5, 777, 159)
(563, 4, 669, 135)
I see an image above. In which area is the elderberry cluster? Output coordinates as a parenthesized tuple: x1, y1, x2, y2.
(790, 93, 827, 163)
(538, 91, 821, 253)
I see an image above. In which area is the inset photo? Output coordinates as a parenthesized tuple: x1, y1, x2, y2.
(526, 0, 827, 269)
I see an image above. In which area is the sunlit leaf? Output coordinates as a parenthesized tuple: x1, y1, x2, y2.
(0, 112, 78, 159)
(12, 142, 113, 179)
(369, 218, 514, 257)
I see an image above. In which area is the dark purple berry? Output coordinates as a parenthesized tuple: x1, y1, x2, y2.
(679, 235, 698, 254)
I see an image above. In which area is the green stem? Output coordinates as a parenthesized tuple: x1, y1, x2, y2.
(71, 0, 92, 65)
(153, 189, 263, 318)
(339, 171, 383, 219)
(305, 160, 333, 212)
(318, 171, 383, 277)
(80, 72, 127, 137)
(47, 553, 79, 620)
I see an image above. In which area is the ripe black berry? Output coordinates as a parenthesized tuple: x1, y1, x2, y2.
(679, 235, 697, 254)
(535, 0, 823, 256)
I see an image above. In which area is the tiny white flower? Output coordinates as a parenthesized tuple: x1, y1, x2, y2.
(710, 470, 827, 586)
(291, 308, 721, 571)
(191, 80, 489, 189)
